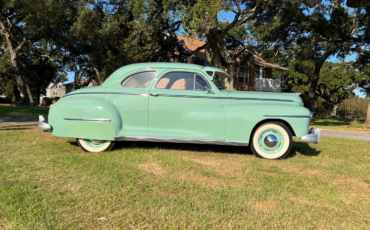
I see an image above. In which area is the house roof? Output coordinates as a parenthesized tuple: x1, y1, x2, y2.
(176, 35, 288, 70)
(47, 82, 64, 89)
(177, 35, 206, 53)
(252, 54, 288, 70)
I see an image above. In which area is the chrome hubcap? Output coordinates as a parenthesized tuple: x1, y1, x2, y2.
(264, 135, 278, 148)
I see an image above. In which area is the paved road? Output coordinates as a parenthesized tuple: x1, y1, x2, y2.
(0, 119, 38, 124)
(321, 130, 370, 142)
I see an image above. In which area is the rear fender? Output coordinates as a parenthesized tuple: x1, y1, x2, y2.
(48, 97, 122, 140)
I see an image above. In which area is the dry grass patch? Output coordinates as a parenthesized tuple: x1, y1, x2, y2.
(330, 177, 370, 195)
(252, 200, 278, 214)
(0, 219, 12, 230)
(190, 158, 221, 166)
(138, 163, 166, 176)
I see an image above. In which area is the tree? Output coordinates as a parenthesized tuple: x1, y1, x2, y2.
(280, 61, 357, 113)
(248, 0, 369, 111)
(0, 0, 78, 103)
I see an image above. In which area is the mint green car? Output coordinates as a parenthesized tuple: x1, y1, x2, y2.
(38, 63, 321, 159)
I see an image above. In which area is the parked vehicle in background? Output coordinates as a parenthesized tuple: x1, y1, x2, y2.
(38, 63, 321, 159)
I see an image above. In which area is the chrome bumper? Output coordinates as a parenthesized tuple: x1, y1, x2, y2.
(38, 115, 52, 131)
(301, 128, 321, 144)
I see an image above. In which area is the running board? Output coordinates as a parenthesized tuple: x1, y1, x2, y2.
(114, 136, 249, 147)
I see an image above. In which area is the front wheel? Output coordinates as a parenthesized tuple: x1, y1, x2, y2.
(76, 139, 115, 152)
(250, 122, 292, 160)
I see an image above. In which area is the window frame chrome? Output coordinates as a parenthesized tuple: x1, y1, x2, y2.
(154, 71, 213, 91)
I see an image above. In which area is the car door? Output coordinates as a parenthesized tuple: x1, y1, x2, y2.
(148, 71, 225, 140)
(113, 70, 156, 137)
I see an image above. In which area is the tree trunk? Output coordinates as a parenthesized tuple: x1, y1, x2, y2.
(365, 100, 370, 124)
(307, 73, 319, 111)
(25, 83, 34, 104)
(307, 50, 335, 111)
(0, 21, 30, 103)
(205, 31, 235, 90)
(11, 55, 30, 103)
(12, 81, 20, 102)
(331, 104, 338, 116)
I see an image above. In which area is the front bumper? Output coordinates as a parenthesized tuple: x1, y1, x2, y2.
(300, 128, 321, 144)
(38, 115, 52, 131)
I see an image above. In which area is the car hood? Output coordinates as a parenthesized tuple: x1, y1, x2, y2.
(219, 90, 303, 106)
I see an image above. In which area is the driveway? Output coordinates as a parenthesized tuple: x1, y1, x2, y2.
(0, 119, 38, 124)
(321, 130, 370, 142)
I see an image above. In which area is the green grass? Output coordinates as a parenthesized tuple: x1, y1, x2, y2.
(0, 104, 48, 119)
(1, 124, 370, 229)
(311, 118, 370, 133)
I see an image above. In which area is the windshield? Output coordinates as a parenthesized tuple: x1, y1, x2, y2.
(213, 72, 228, 90)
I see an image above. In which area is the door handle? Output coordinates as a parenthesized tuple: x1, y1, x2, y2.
(150, 93, 159, 97)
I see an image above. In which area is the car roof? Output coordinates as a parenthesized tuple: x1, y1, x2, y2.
(102, 63, 227, 87)
(117, 62, 224, 72)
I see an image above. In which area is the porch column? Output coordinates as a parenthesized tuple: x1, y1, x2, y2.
(278, 70, 281, 81)
(259, 66, 264, 91)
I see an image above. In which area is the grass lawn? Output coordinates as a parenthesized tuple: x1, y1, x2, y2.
(0, 104, 48, 120)
(311, 118, 370, 133)
(0, 124, 369, 229)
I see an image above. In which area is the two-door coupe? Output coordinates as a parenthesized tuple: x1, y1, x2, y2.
(38, 63, 321, 159)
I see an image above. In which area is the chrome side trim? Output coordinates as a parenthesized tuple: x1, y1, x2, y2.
(228, 97, 294, 102)
(65, 92, 294, 103)
(114, 136, 249, 147)
(264, 115, 311, 118)
(64, 118, 111, 122)
(65, 92, 148, 97)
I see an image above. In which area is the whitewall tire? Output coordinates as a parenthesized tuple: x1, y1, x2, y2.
(250, 122, 292, 160)
(77, 139, 115, 152)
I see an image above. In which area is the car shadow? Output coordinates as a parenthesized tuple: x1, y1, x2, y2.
(67, 140, 79, 147)
(67, 140, 321, 158)
(114, 141, 253, 156)
(310, 119, 349, 127)
(0, 124, 35, 131)
(288, 141, 321, 158)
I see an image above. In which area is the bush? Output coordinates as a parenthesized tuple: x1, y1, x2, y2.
(40, 97, 61, 106)
(0, 96, 12, 103)
(40, 97, 53, 106)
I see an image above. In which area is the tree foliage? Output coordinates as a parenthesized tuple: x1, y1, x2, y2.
(249, 0, 369, 110)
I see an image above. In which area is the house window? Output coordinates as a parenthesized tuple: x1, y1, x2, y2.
(53, 90, 58, 96)
(238, 67, 245, 84)
(255, 70, 259, 80)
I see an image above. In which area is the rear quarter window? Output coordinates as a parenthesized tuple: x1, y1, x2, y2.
(121, 71, 156, 88)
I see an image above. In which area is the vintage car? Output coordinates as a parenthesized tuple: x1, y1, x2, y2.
(38, 63, 321, 159)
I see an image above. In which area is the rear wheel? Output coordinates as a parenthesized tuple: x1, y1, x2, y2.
(250, 122, 292, 160)
(76, 139, 115, 152)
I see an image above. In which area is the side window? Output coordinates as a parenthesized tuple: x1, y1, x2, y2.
(195, 75, 210, 91)
(156, 72, 194, 90)
(206, 71, 214, 77)
(121, 71, 156, 88)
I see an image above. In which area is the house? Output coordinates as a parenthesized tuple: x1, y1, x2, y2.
(46, 82, 67, 98)
(176, 35, 288, 92)
(45, 80, 97, 99)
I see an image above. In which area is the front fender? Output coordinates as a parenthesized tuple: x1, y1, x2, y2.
(48, 97, 122, 140)
(222, 102, 310, 143)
